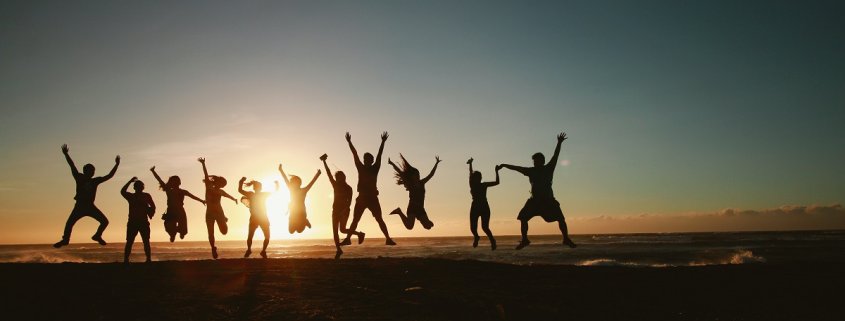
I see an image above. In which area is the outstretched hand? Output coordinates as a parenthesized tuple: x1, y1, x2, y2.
(115, 155, 121, 164)
(278, 164, 283, 172)
(240, 177, 247, 183)
(61, 144, 69, 154)
(130, 176, 138, 182)
(557, 132, 568, 143)
(198, 157, 205, 163)
(467, 158, 473, 165)
(381, 131, 389, 141)
(495, 165, 502, 171)
(150, 166, 156, 172)
(320, 154, 328, 161)
(387, 158, 395, 166)
(345, 132, 352, 142)
(317, 169, 322, 175)
(435, 156, 442, 164)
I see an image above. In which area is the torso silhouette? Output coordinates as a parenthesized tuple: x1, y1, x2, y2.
(333, 182, 353, 209)
(204, 183, 224, 209)
(356, 164, 380, 195)
(470, 182, 488, 201)
(246, 192, 270, 219)
(526, 164, 555, 199)
(124, 192, 153, 224)
(407, 183, 426, 207)
(74, 175, 104, 204)
(289, 186, 307, 210)
(164, 187, 186, 208)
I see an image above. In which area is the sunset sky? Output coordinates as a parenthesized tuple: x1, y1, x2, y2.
(1, 0, 843, 244)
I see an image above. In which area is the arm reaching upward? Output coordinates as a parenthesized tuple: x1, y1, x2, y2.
(150, 166, 166, 189)
(121, 177, 136, 198)
(198, 157, 209, 181)
(184, 190, 205, 205)
(485, 166, 501, 187)
(374, 131, 388, 169)
(548, 132, 567, 169)
(421, 156, 442, 184)
(238, 177, 248, 196)
(467, 158, 474, 176)
(99, 155, 120, 181)
(320, 154, 335, 185)
(61, 144, 80, 176)
(499, 164, 529, 176)
(304, 170, 321, 192)
(278, 164, 290, 185)
(346, 132, 363, 168)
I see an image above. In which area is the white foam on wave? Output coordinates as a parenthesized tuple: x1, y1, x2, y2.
(2, 252, 88, 263)
(689, 250, 766, 266)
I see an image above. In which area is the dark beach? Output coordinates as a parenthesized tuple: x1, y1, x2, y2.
(2, 258, 842, 321)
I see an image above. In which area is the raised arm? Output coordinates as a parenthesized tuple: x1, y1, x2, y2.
(548, 132, 567, 169)
(345, 132, 363, 167)
(421, 156, 442, 184)
(320, 154, 335, 185)
(499, 164, 530, 175)
(99, 155, 120, 181)
(238, 177, 248, 196)
(278, 164, 290, 185)
(375, 131, 388, 168)
(467, 158, 474, 176)
(184, 190, 205, 205)
(304, 170, 321, 192)
(485, 166, 501, 187)
(61, 144, 80, 176)
(121, 177, 136, 198)
(150, 166, 166, 189)
(198, 157, 209, 180)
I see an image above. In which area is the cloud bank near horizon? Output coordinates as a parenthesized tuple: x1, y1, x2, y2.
(568, 204, 845, 234)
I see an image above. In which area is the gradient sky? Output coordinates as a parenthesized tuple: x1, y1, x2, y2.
(1, 0, 844, 244)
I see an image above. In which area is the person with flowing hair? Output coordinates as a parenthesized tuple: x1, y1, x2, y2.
(279, 163, 320, 234)
(151, 166, 205, 242)
(238, 177, 277, 258)
(198, 157, 237, 259)
(387, 155, 441, 230)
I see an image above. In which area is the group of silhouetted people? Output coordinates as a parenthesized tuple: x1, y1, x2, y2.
(53, 132, 576, 262)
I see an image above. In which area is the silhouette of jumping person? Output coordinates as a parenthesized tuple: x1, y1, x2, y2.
(54, 144, 120, 248)
(198, 158, 237, 259)
(279, 164, 320, 234)
(387, 155, 440, 230)
(499, 132, 577, 250)
(150, 166, 205, 242)
(467, 158, 500, 250)
(121, 177, 155, 263)
(238, 177, 277, 258)
(342, 132, 396, 245)
(320, 154, 365, 259)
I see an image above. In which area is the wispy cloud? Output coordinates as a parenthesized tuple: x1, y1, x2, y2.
(571, 204, 845, 233)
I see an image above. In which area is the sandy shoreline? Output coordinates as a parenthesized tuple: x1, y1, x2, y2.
(2, 258, 842, 320)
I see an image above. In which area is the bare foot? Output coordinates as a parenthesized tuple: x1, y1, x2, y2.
(357, 232, 366, 244)
(515, 239, 531, 250)
(244, 249, 252, 258)
(472, 236, 480, 248)
(563, 238, 577, 249)
(385, 238, 397, 246)
(53, 240, 68, 248)
(92, 236, 107, 246)
(335, 248, 343, 260)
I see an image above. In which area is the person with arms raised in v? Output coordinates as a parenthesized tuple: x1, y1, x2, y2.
(499, 132, 577, 250)
(341, 132, 396, 245)
(54, 144, 120, 248)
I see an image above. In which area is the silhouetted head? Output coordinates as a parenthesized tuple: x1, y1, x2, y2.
(394, 155, 420, 187)
(82, 164, 95, 178)
(290, 175, 302, 187)
(470, 171, 482, 184)
(532, 153, 545, 167)
(335, 171, 346, 183)
(363, 152, 374, 166)
(246, 180, 263, 192)
(133, 180, 145, 192)
(166, 176, 181, 189)
(209, 175, 227, 188)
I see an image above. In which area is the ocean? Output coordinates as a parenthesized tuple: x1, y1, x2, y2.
(2, 230, 843, 266)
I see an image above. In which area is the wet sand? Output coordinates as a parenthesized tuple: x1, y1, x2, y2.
(2, 258, 842, 320)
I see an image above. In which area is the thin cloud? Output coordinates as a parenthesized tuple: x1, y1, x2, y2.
(571, 204, 845, 233)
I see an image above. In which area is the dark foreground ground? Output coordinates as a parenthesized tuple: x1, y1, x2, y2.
(2, 258, 843, 321)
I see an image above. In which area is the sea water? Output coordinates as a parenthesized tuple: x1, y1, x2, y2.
(1, 230, 844, 266)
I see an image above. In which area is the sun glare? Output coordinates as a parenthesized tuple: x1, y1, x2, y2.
(260, 176, 290, 239)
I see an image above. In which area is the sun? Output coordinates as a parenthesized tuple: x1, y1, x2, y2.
(259, 176, 290, 239)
